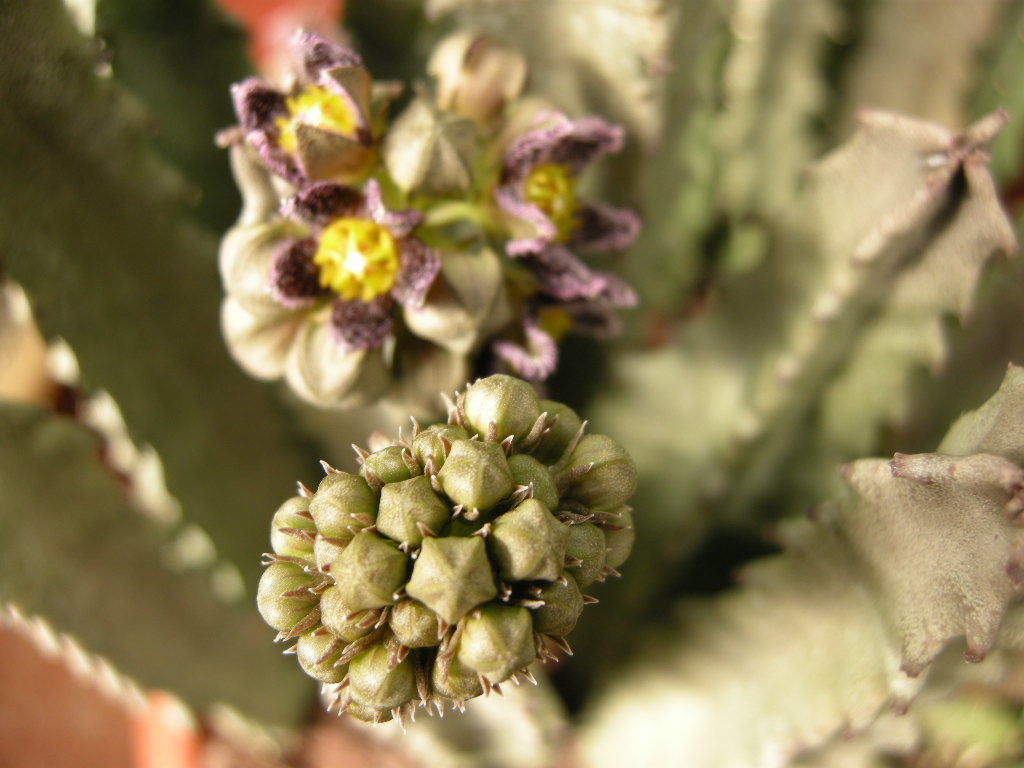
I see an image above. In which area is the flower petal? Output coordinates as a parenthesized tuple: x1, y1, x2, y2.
(220, 297, 302, 380)
(289, 30, 362, 82)
(283, 182, 365, 226)
(219, 221, 298, 314)
(363, 179, 423, 238)
(520, 246, 637, 306)
(503, 113, 624, 180)
(285, 318, 390, 408)
(270, 239, 324, 308)
(391, 240, 441, 308)
(329, 296, 394, 351)
(231, 77, 285, 134)
(491, 319, 559, 381)
(570, 202, 641, 253)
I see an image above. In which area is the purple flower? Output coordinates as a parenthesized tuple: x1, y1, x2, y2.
(219, 145, 443, 407)
(231, 31, 376, 186)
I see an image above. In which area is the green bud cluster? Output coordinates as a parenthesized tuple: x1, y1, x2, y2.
(257, 374, 636, 725)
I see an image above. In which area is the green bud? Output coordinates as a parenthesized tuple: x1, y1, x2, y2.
(389, 598, 441, 648)
(308, 472, 377, 540)
(507, 454, 559, 510)
(296, 631, 347, 684)
(345, 701, 394, 724)
(313, 534, 346, 572)
(319, 585, 374, 643)
(411, 423, 469, 469)
(462, 375, 541, 444)
(330, 533, 408, 612)
(257, 562, 317, 633)
(406, 536, 497, 624)
(488, 499, 569, 582)
(565, 523, 606, 588)
(382, 97, 477, 196)
(532, 400, 582, 464)
(531, 577, 584, 636)
(431, 655, 484, 701)
(269, 496, 315, 560)
(562, 434, 637, 510)
(348, 645, 417, 710)
(457, 604, 535, 683)
(602, 506, 635, 569)
(437, 439, 514, 511)
(361, 446, 417, 487)
(377, 475, 452, 546)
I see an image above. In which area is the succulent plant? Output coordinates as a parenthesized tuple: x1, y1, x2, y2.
(256, 374, 635, 723)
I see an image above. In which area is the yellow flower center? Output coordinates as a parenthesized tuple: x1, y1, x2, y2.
(523, 162, 579, 242)
(313, 218, 400, 302)
(275, 84, 357, 156)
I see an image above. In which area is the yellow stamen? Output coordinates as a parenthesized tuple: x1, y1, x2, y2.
(537, 307, 573, 342)
(275, 84, 357, 156)
(313, 218, 400, 303)
(523, 163, 579, 242)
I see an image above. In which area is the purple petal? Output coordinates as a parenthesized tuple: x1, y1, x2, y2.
(364, 179, 423, 237)
(249, 131, 303, 186)
(289, 30, 362, 82)
(502, 113, 624, 181)
(391, 240, 441, 308)
(491, 319, 559, 381)
(570, 202, 641, 253)
(283, 182, 365, 225)
(329, 296, 394, 351)
(520, 246, 637, 306)
(270, 239, 324, 308)
(495, 184, 559, 255)
(231, 78, 286, 133)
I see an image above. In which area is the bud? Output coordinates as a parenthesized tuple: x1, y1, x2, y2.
(257, 562, 318, 633)
(530, 576, 584, 637)
(428, 32, 527, 125)
(436, 439, 514, 511)
(361, 445, 417, 487)
(561, 434, 637, 510)
(431, 654, 484, 702)
(382, 97, 477, 196)
(489, 499, 569, 582)
(296, 630, 347, 684)
(269, 496, 315, 561)
(532, 400, 583, 464)
(377, 475, 452, 545)
(462, 374, 541, 444)
(319, 585, 374, 643)
(406, 536, 497, 624)
(308, 472, 377, 540)
(348, 644, 417, 710)
(565, 523, 607, 588)
(602, 506, 635, 569)
(389, 598, 441, 648)
(507, 454, 559, 510)
(411, 423, 469, 469)
(456, 604, 535, 683)
(330, 532, 408, 611)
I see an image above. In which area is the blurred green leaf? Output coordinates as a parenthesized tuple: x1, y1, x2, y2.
(0, 402, 312, 725)
(0, 0, 319, 589)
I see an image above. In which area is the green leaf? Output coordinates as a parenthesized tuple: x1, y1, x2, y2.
(0, 0, 319, 588)
(0, 402, 312, 725)
(581, 365, 1024, 767)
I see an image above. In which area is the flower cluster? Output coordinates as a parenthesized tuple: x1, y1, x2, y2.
(257, 375, 636, 723)
(220, 30, 639, 410)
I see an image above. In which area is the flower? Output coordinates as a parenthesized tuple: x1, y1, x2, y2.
(219, 145, 445, 408)
(489, 111, 641, 379)
(231, 30, 376, 186)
